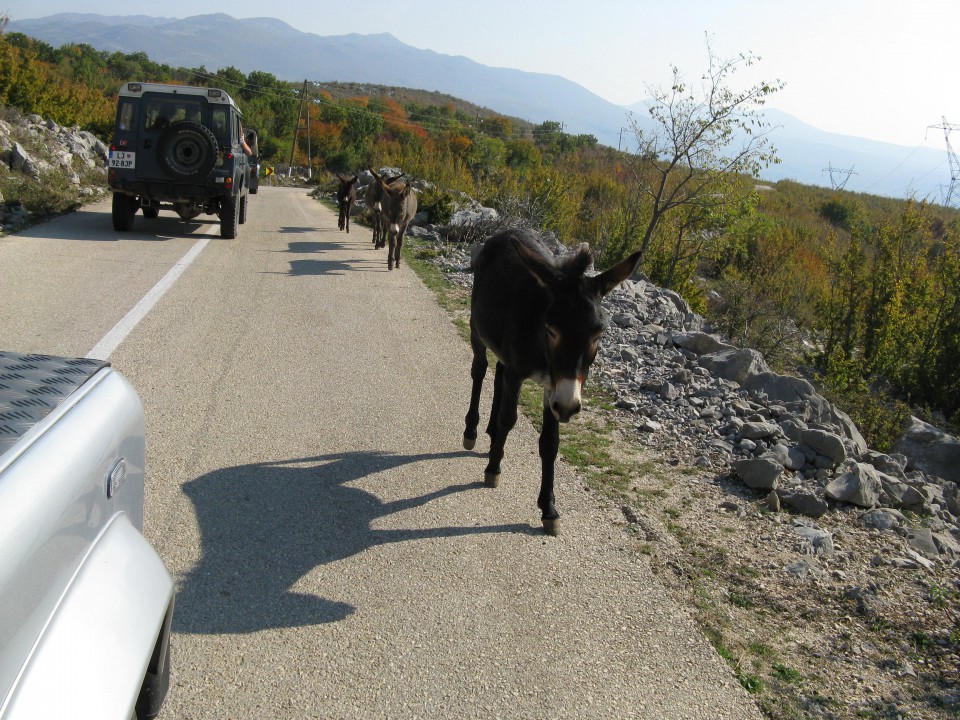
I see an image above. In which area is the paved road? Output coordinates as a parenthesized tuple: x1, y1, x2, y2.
(0, 188, 764, 719)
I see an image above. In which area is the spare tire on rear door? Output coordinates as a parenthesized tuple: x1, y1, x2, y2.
(157, 121, 218, 180)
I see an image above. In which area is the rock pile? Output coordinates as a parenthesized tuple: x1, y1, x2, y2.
(0, 109, 109, 231)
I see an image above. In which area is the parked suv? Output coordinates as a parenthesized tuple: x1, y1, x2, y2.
(107, 82, 257, 239)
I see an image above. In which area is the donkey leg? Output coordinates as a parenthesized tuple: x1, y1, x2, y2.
(484, 367, 521, 488)
(387, 233, 395, 270)
(485, 362, 505, 441)
(538, 401, 561, 535)
(394, 229, 403, 268)
(463, 327, 487, 450)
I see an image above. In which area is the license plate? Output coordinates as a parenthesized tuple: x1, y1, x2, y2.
(109, 150, 136, 169)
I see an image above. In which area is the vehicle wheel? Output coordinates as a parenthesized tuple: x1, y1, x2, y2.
(142, 207, 160, 219)
(112, 193, 136, 231)
(220, 196, 239, 239)
(238, 194, 247, 225)
(157, 121, 218, 180)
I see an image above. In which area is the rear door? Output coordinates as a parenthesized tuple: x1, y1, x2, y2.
(136, 93, 209, 181)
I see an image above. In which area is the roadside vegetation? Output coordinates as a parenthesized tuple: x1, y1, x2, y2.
(1, 15, 958, 443)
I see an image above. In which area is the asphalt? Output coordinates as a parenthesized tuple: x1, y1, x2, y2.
(0, 188, 765, 719)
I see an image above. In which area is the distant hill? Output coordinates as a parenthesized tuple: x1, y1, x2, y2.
(9, 12, 951, 201)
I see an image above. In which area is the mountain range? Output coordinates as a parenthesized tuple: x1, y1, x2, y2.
(8, 12, 950, 201)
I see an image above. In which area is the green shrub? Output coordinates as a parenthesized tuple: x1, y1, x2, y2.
(418, 186, 456, 225)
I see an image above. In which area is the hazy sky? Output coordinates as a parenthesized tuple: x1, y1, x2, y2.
(4, 0, 958, 151)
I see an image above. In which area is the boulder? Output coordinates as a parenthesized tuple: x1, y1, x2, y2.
(892, 416, 960, 483)
(905, 527, 939, 559)
(762, 443, 806, 471)
(792, 525, 835, 557)
(860, 508, 906, 531)
(800, 429, 847, 465)
(777, 488, 828, 518)
(698, 347, 769, 385)
(671, 331, 733, 356)
(740, 421, 780, 440)
(733, 457, 782, 490)
(860, 450, 908, 480)
(879, 476, 927, 513)
(825, 463, 882, 507)
(943, 481, 960, 516)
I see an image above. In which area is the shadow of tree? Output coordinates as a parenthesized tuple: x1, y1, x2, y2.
(174, 451, 530, 634)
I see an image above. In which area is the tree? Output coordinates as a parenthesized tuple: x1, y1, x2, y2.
(625, 39, 783, 263)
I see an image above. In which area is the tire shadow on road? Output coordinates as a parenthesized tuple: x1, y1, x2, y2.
(173, 450, 532, 634)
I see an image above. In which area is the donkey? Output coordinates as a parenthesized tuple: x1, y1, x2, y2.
(377, 176, 418, 270)
(365, 169, 403, 248)
(336, 174, 358, 233)
(463, 229, 641, 535)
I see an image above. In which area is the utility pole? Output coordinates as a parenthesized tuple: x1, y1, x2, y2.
(822, 162, 858, 191)
(287, 79, 308, 177)
(928, 116, 960, 208)
(305, 85, 312, 180)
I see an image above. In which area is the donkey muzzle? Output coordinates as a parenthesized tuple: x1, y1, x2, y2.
(549, 378, 582, 422)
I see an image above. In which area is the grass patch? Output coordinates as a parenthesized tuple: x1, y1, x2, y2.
(772, 663, 804, 685)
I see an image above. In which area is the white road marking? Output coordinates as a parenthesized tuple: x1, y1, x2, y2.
(86, 235, 211, 359)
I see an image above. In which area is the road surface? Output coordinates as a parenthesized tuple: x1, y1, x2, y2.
(0, 187, 764, 719)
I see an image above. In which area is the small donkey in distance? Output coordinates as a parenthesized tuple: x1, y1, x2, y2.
(336, 174, 358, 233)
(463, 228, 641, 535)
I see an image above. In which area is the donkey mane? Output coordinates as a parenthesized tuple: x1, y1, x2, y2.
(554, 243, 593, 277)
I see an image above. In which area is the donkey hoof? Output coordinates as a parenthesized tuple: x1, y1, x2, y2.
(463, 435, 476, 450)
(542, 517, 560, 536)
(484, 472, 500, 488)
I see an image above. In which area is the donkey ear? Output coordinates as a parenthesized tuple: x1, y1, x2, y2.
(593, 251, 641, 296)
(511, 236, 557, 289)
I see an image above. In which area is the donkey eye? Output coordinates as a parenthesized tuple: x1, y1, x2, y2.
(589, 331, 603, 353)
(546, 325, 560, 343)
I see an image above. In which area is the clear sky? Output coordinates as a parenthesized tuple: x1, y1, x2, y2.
(4, 0, 958, 151)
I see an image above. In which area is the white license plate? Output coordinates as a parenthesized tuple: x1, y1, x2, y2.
(109, 150, 136, 169)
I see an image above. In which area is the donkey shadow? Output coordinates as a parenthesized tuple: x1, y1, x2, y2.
(173, 451, 530, 634)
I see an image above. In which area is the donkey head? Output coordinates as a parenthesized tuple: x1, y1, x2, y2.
(379, 180, 416, 235)
(367, 169, 403, 213)
(513, 239, 641, 422)
(336, 175, 358, 200)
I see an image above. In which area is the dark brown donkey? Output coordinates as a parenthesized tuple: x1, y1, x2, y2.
(377, 176, 418, 270)
(336, 175, 358, 233)
(365, 169, 403, 248)
(463, 229, 641, 534)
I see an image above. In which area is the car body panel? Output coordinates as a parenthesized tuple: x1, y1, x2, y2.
(0, 354, 173, 719)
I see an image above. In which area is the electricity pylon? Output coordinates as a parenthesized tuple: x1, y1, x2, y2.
(822, 163, 858, 191)
(928, 117, 960, 208)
